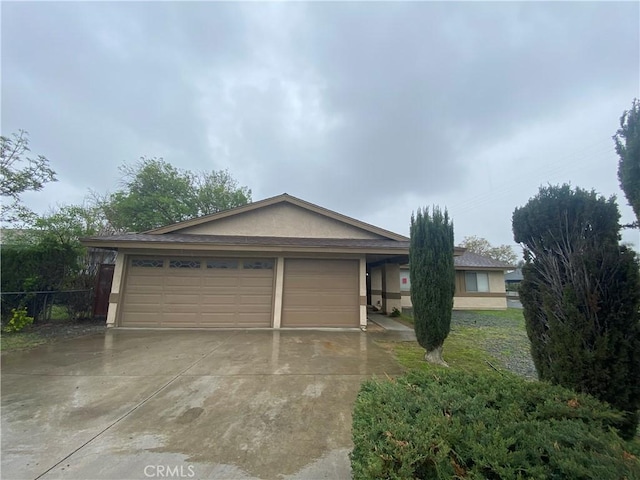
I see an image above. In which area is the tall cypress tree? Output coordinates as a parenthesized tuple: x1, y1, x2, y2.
(512, 184, 640, 439)
(410, 206, 455, 365)
(614, 98, 640, 225)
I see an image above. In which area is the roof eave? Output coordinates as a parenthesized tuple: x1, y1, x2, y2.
(80, 239, 408, 255)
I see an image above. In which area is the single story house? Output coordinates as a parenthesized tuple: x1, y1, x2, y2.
(505, 268, 523, 291)
(82, 193, 445, 330)
(400, 251, 514, 310)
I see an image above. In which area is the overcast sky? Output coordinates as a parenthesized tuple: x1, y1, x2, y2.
(2, 1, 639, 253)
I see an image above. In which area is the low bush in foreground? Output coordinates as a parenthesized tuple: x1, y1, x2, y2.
(351, 370, 639, 479)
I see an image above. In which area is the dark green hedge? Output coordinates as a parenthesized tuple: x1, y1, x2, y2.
(351, 370, 639, 479)
(0, 239, 81, 319)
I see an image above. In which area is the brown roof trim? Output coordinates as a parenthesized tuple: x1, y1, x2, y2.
(80, 233, 410, 255)
(145, 193, 409, 241)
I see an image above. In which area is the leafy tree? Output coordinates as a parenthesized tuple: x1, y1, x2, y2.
(1, 202, 116, 322)
(103, 157, 251, 232)
(614, 98, 640, 225)
(0, 130, 57, 224)
(459, 235, 518, 265)
(410, 206, 455, 366)
(193, 170, 253, 216)
(35, 203, 115, 246)
(512, 184, 640, 439)
(34, 202, 116, 272)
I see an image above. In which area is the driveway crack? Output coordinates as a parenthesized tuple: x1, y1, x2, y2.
(34, 331, 240, 480)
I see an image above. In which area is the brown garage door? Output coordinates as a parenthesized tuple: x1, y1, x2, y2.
(121, 257, 274, 328)
(281, 259, 359, 327)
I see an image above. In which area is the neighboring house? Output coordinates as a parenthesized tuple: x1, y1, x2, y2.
(81, 193, 442, 330)
(400, 251, 514, 310)
(504, 268, 523, 292)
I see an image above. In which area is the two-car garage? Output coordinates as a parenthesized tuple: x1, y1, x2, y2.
(119, 256, 360, 329)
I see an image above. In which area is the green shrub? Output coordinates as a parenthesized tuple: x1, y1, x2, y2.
(1, 239, 81, 320)
(351, 370, 639, 479)
(3, 307, 34, 333)
(389, 307, 401, 317)
(513, 185, 640, 438)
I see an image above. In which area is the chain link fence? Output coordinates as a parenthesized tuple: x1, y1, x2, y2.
(1, 289, 94, 323)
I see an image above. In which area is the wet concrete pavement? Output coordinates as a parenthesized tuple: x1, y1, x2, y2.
(1, 329, 405, 480)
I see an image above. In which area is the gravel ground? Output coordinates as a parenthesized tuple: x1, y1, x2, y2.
(452, 310, 538, 380)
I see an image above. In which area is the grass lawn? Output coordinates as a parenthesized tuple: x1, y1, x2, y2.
(0, 317, 106, 353)
(381, 308, 535, 378)
(0, 332, 48, 352)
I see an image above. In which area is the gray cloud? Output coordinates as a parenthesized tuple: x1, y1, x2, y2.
(2, 1, 638, 249)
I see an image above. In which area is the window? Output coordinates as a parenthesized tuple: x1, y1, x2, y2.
(169, 259, 201, 269)
(206, 259, 239, 269)
(400, 271, 411, 291)
(465, 272, 490, 292)
(243, 259, 274, 269)
(131, 258, 164, 268)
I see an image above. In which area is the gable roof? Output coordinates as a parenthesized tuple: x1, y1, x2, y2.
(454, 251, 514, 270)
(147, 193, 409, 241)
(505, 268, 523, 281)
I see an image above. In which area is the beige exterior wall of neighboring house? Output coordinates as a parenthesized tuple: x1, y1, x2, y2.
(453, 295, 507, 310)
(400, 268, 508, 310)
(174, 203, 386, 239)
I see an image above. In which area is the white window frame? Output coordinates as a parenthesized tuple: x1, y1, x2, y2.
(464, 271, 490, 293)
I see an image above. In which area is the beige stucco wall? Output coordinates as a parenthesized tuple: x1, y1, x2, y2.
(359, 256, 367, 329)
(175, 203, 386, 239)
(106, 252, 126, 327)
(454, 270, 507, 294)
(488, 270, 507, 293)
(401, 294, 507, 310)
(370, 267, 382, 308)
(401, 292, 412, 308)
(401, 269, 508, 311)
(453, 296, 507, 310)
(272, 257, 285, 328)
(382, 263, 401, 314)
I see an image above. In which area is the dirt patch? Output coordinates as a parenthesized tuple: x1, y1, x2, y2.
(1, 318, 106, 353)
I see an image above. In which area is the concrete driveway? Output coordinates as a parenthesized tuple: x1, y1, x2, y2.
(1, 329, 404, 480)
